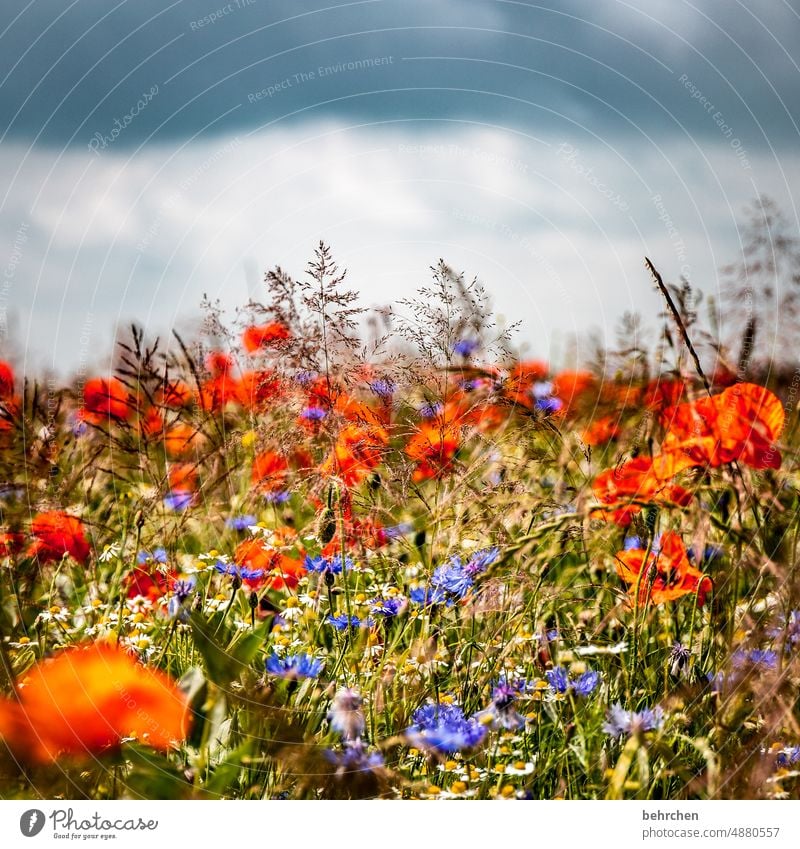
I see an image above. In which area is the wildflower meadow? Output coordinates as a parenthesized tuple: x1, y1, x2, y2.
(1, 243, 799, 801)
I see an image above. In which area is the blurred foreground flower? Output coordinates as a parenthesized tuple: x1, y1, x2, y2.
(0, 642, 188, 764)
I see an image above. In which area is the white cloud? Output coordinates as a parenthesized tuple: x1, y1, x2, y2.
(1, 121, 797, 376)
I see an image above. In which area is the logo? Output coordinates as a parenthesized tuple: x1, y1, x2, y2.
(19, 810, 45, 837)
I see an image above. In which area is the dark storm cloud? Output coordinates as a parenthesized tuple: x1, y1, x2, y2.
(1, 0, 798, 150)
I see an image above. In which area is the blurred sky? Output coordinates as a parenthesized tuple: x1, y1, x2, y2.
(1, 0, 799, 375)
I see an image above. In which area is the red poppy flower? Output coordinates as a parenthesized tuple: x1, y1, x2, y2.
(0, 642, 188, 764)
(0, 361, 14, 398)
(168, 463, 199, 493)
(82, 377, 134, 424)
(661, 383, 784, 470)
(137, 407, 165, 440)
(242, 322, 291, 354)
(614, 531, 712, 607)
(164, 422, 204, 459)
(26, 511, 90, 564)
(126, 566, 172, 601)
(320, 424, 388, 487)
(0, 531, 25, 558)
(552, 370, 596, 414)
(503, 360, 550, 409)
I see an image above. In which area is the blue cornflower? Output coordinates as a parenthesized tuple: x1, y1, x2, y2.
(732, 648, 778, 669)
(214, 559, 264, 582)
(168, 575, 196, 621)
(623, 536, 643, 551)
(327, 614, 367, 631)
(419, 401, 444, 419)
(464, 547, 500, 576)
(571, 670, 601, 697)
(477, 681, 525, 730)
(300, 406, 327, 421)
(535, 397, 563, 414)
(370, 596, 406, 618)
(225, 514, 257, 531)
(687, 544, 724, 566)
(264, 490, 290, 504)
(777, 746, 800, 768)
(383, 522, 412, 540)
(532, 381, 554, 399)
(603, 703, 664, 738)
(453, 338, 479, 357)
(546, 667, 569, 694)
(407, 701, 487, 754)
(325, 740, 385, 776)
(265, 651, 324, 681)
(409, 584, 447, 607)
(431, 559, 473, 599)
(294, 370, 317, 386)
(137, 547, 168, 565)
(305, 553, 353, 575)
(546, 666, 600, 697)
(164, 490, 194, 511)
(369, 378, 395, 398)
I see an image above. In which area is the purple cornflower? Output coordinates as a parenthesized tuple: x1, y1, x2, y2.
(305, 553, 353, 575)
(669, 642, 691, 679)
(407, 701, 487, 754)
(328, 688, 365, 741)
(265, 651, 324, 680)
(546, 667, 569, 694)
(464, 547, 500, 575)
(370, 596, 406, 618)
(163, 490, 194, 511)
(225, 514, 257, 531)
(168, 576, 196, 621)
(431, 560, 473, 599)
(603, 703, 664, 738)
(294, 370, 317, 386)
(776, 746, 800, 768)
(383, 522, 412, 540)
(453, 338, 479, 357)
(535, 397, 563, 414)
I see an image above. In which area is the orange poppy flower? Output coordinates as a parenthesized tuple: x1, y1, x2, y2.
(503, 360, 550, 410)
(643, 377, 686, 412)
(242, 322, 291, 354)
(592, 455, 693, 525)
(233, 539, 304, 590)
(660, 383, 784, 470)
(82, 377, 134, 424)
(157, 379, 195, 408)
(406, 419, 461, 482)
(199, 373, 240, 412)
(614, 531, 712, 607)
(164, 422, 204, 460)
(26, 511, 90, 564)
(236, 370, 280, 411)
(168, 463, 199, 493)
(137, 407, 165, 440)
(582, 416, 621, 446)
(251, 450, 289, 493)
(0, 642, 187, 764)
(320, 424, 388, 487)
(552, 370, 596, 414)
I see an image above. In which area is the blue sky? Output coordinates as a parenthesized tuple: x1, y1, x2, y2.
(1, 0, 799, 373)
